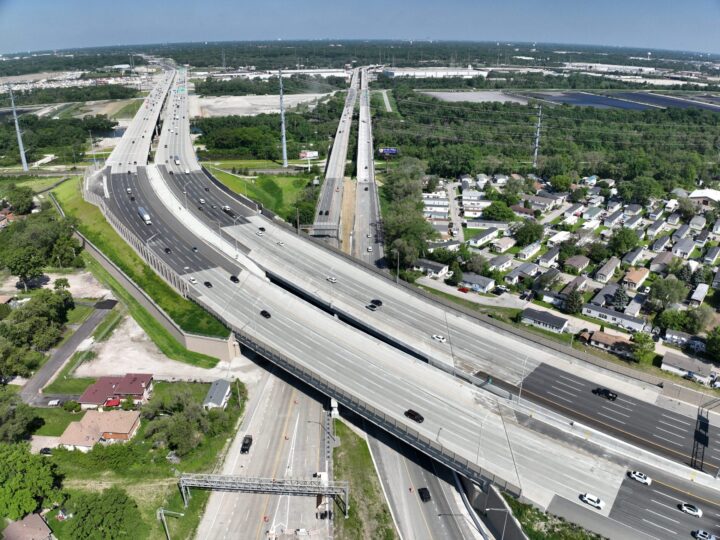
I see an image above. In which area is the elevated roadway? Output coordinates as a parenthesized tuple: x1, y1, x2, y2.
(353, 67, 384, 264)
(311, 68, 359, 242)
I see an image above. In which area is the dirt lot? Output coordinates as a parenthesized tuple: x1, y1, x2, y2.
(189, 93, 330, 117)
(74, 315, 264, 386)
(0, 271, 112, 299)
(421, 90, 529, 105)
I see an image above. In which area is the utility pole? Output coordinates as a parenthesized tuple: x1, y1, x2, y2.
(279, 70, 288, 168)
(532, 105, 542, 169)
(9, 86, 29, 172)
(88, 130, 97, 168)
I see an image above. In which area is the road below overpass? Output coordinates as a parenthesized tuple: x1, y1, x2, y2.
(311, 69, 359, 243)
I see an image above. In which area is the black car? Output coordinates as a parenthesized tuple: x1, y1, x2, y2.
(404, 409, 424, 423)
(240, 435, 253, 454)
(592, 387, 618, 401)
(365, 304, 378, 311)
(164, 247, 171, 254)
(192, 246, 198, 252)
(259, 227, 266, 232)
(260, 310, 271, 319)
(39, 448, 52, 456)
(204, 281, 213, 288)
(130, 196, 135, 201)
(230, 275, 239, 283)
(364, 186, 369, 191)
(418, 487, 431, 502)
(204, 187, 210, 192)
(370, 299, 383, 307)
(198, 206, 204, 212)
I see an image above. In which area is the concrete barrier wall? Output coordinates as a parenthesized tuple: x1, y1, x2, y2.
(460, 479, 528, 540)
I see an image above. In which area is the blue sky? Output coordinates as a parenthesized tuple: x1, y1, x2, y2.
(0, 0, 718, 54)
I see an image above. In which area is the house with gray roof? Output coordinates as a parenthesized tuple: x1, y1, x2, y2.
(203, 379, 232, 410)
(646, 219, 665, 239)
(591, 283, 619, 306)
(488, 255, 513, 272)
(460, 273, 495, 293)
(583, 207, 603, 220)
(695, 230, 710, 248)
(624, 204, 643, 216)
(595, 257, 621, 283)
(538, 246, 560, 267)
(468, 227, 499, 248)
(650, 251, 675, 274)
(624, 214, 643, 230)
(504, 262, 541, 285)
(704, 246, 720, 265)
(672, 237, 695, 259)
(520, 308, 568, 333)
(413, 259, 450, 278)
(582, 304, 646, 332)
(622, 247, 644, 266)
(690, 215, 707, 231)
(517, 242, 542, 260)
(651, 235, 671, 252)
(672, 224, 690, 242)
(603, 210, 623, 228)
(667, 212, 681, 225)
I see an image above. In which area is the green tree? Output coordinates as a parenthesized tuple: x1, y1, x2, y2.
(549, 174, 573, 192)
(649, 276, 688, 310)
(707, 327, 720, 361)
(655, 309, 688, 332)
(65, 487, 146, 540)
(513, 221, 544, 247)
(686, 305, 714, 334)
(63, 400, 81, 413)
(5, 185, 34, 214)
(608, 228, 639, 256)
(53, 277, 70, 290)
(677, 198, 696, 223)
(465, 254, 487, 274)
(676, 264, 692, 283)
(612, 287, 630, 311)
(5, 246, 44, 292)
(445, 261, 463, 286)
(631, 332, 655, 364)
(569, 187, 588, 203)
(564, 288, 583, 314)
(0, 391, 36, 443)
(121, 396, 134, 411)
(586, 243, 610, 264)
(482, 201, 515, 222)
(0, 443, 58, 520)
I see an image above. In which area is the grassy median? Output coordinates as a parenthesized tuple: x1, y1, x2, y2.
(333, 420, 397, 540)
(52, 177, 229, 339)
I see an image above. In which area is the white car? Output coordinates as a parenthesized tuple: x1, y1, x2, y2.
(276, 241, 285, 247)
(256, 231, 264, 237)
(680, 503, 703, 518)
(367, 246, 373, 252)
(366, 233, 372, 238)
(580, 493, 605, 510)
(693, 531, 718, 540)
(628, 470, 651, 485)
(326, 276, 337, 284)
(432, 334, 447, 343)
(189, 277, 198, 285)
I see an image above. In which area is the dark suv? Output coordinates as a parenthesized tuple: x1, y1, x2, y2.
(404, 409, 424, 423)
(418, 487, 431, 502)
(592, 387, 618, 401)
(240, 435, 253, 454)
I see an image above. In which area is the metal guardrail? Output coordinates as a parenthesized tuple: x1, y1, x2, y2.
(179, 473, 349, 517)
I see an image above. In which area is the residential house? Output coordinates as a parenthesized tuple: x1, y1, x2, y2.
(625, 294, 646, 317)
(622, 247, 644, 266)
(561, 275, 589, 295)
(672, 237, 695, 259)
(520, 308, 569, 333)
(595, 257, 621, 284)
(504, 262, 541, 285)
(662, 351, 714, 383)
(492, 237, 516, 253)
(665, 329, 692, 347)
(59, 410, 141, 452)
(713, 218, 720, 234)
(690, 284, 709, 307)
(547, 230, 572, 248)
(460, 273, 495, 293)
(583, 207, 603, 220)
(427, 240, 461, 253)
(3, 514, 52, 540)
(624, 204, 643, 216)
(78, 373, 153, 410)
(413, 259, 450, 278)
(648, 207, 664, 220)
(651, 235, 671, 252)
(203, 379, 232, 410)
(517, 242, 541, 260)
(696, 230, 710, 248)
(493, 173, 508, 185)
(488, 255, 513, 272)
(689, 188, 720, 210)
(538, 246, 560, 268)
(607, 200, 622, 213)
(647, 219, 665, 238)
(582, 330, 633, 358)
(714, 269, 720, 289)
(591, 283, 619, 306)
(538, 289, 566, 308)
(665, 199, 679, 212)
(475, 173, 490, 189)
(468, 227, 498, 248)
(522, 194, 555, 212)
(603, 210, 623, 228)
(581, 220, 600, 232)
(581, 304, 646, 332)
(510, 204, 535, 219)
(538, 190, 568, 204)
(564, 255, 590, 274)
(460, 174, 475, 190)
(624, 214, 642, 230)
(690, 215, 707, 231)
(667, 212, 681, 226)
(672, 188, 689, 199)
(565, 203, 584, 218)
(672, 224, 690, 242)
(582, 175, 598, 186)
(650, 251, 675, 274)
(588, 195, 605, 207)
(622, 267, 650, 291)
(704, 246, 720, 265)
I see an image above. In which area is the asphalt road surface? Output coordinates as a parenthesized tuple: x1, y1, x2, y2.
(520, 363, 720, 475)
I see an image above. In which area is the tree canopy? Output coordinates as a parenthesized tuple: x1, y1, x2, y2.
(65, 487, 146, 540)
(0, 443, 58, 520)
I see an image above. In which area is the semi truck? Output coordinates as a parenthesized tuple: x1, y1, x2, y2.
(137, 206, 151, 225)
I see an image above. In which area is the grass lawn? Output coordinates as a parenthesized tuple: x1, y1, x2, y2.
(52, 177, 228, 340)
(92, 307, 124, 341)
(66, 304, 94, 325)
(0, 175, 69, 197)
(202, 159, 307, 170)
(207, 166, 311, 219)
(31, 408, 85, 436)
(112, 98, 143, 119)
(333, 420, 397, 540)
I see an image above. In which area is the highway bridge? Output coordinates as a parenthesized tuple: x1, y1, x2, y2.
(86, 66, 720, 539)
(311, 68, 359, 242)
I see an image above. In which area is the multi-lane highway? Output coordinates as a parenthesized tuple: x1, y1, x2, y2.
(311, 68, 359, 242)
(353, 67, 384, 264)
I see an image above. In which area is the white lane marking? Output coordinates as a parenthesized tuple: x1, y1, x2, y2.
(556, 373, 584, 386)
(650, 499, 680, 513)
(656, 427, 685, 438)
(553, 379, 582, 392)
(642, 518, 678, 534)
(658, 419, 687, 431)
(601, 406, 630, 418)
(660, 413, 693, 427)
(546, 391, 573, 403)
(651, 434, 684, 447)
(645, 508, 680, 523)
(612, 401, 634, 412)
(597, 412, 626, 424)
(549, 385, 576, 397)
(651, 489, 678, 501)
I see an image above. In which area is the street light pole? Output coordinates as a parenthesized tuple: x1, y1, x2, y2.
(485, 508, 509, 540)
(517, 355, 529, 406)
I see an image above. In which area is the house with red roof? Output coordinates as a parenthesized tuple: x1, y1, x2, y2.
(78, 373, 153, 409)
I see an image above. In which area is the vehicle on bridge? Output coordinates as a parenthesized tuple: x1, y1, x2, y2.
(137, 206, 152, 225)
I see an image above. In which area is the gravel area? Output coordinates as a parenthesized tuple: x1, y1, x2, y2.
(189, 93, 330, 117)
(0, 270, 112, 299)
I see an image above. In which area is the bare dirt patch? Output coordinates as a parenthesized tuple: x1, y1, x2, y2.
(0, 270, 111, 299)
(189, 93, 331, 117)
